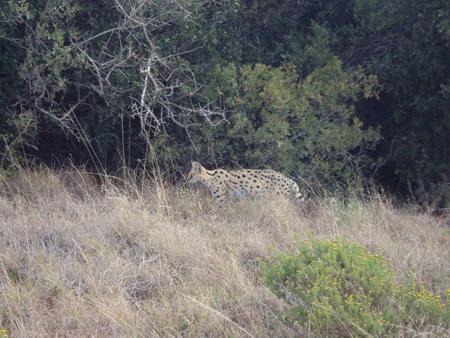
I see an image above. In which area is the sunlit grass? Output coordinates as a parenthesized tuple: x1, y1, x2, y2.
(0, 169, 448, 337)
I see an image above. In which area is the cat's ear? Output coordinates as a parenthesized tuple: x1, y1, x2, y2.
(191, 161, 201, 172)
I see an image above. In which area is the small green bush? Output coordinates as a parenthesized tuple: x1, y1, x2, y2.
(262, 239, 449, 337)
(0, 328, 8, 338)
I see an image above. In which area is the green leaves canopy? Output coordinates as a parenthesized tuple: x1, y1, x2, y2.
(194, 59, 379, 187)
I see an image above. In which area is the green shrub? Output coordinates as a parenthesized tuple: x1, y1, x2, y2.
(262, 239, 449, 337)
(0, 328, 8, 338)
(194, 60, 380, 189)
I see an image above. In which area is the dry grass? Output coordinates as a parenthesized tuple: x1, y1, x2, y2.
(0, 169, 448, 337)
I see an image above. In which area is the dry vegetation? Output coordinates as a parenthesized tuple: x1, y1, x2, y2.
(0, 170, 449, 337)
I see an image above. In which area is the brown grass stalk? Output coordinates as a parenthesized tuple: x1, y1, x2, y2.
(0, 170, 448, 337)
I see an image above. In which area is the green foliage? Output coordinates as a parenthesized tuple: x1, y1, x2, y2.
(196, 59, 379, 187)
(0, 110, 38, 169)
(346, 0, 450, 205)
(0, 0, 206, 170)
(0, 0, 448, 202)
(0, 327, 8, 338)
(263, 239, 449, 337)
(190, 0, 450, 204)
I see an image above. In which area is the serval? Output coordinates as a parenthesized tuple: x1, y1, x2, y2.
(187, 162, 304, 202)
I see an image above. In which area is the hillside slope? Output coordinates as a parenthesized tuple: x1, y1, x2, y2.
(0, 171, 448, 337)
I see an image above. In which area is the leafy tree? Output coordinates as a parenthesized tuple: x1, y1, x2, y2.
(0, 0, 224, 172)
(348, 0, 450, 205)
(185, 59, 379, 188)
(0, 0, 448, 203)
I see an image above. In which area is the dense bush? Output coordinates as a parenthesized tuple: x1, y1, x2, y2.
(191, 60, 379, 187)
(0, 0, 449, 203)
(263, 239, 449, 337)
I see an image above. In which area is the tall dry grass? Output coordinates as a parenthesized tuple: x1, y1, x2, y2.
(0, 169, 448, 337)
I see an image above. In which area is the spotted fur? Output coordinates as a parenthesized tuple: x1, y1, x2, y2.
(187, 162, 304, 202)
